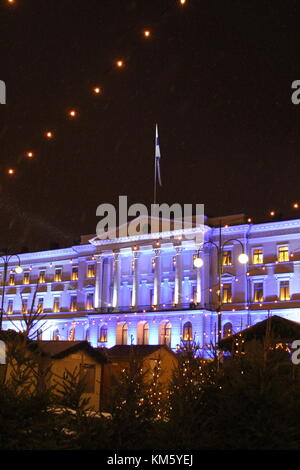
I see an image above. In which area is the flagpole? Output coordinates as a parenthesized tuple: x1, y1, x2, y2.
(154, 155, 157, 205)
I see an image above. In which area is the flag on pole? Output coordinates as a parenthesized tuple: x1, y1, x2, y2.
(155, 123, 162, 186)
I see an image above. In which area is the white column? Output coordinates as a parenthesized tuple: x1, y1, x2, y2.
(153, 248, 161, 306)
(94, 254, 103, 309)
(174, 246, 183, 306)
(131, 251, 139, 308)
(112, 252, 120, 309)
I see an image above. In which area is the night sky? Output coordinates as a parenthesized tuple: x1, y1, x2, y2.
(1, 0, 300, 253)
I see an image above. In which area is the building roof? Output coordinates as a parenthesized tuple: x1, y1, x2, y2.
(38, 341, 108, 363)
(106, 344, 175, 362)
(219, 315, 300, 351)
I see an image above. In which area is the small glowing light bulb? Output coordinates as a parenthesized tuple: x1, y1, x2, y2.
(270, 211, 275, 216)
(8, 0, 15, 4)
(247, 218, 252, 223)
(116, 60, 124, 68)
(144, 30, 151, 38)
(45, 131, 53, 139)
(93, 87, 101, 94)
(26, 151, 34, 158)
(293, 203, 299, 209)
(69, 110, 77, 117)
(8, 168, 14, 175)
(180, 0, 186, 4)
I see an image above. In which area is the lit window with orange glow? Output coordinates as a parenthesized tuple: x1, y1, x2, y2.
(279, 280, 290, 301)
(38, 270, 45, 284)
(22, 299, 28, 314)
(278, 246, 289, 262)
(8, 274, 15, 286)
(70, 296, 77, 312)
(183, 321, 192, 341)
(86, 293, 94, 310)
(53, 297, 60, 313)
(252, 248, 263, 264)
(54, 268, 62, 282)
(71, 266, 78, 281)
(222, 283, 232, 303)
(87, 264, 95, 278)
(7, 300, 13, 314)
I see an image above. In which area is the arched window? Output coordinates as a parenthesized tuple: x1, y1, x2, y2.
(159, 321, 172, 347)
(99, 325, 108, 343)
(68, 326, 75, 341)
(183, 321, 193, 342)
(223, 322, 233, 338)
(122, 323, 128, 345)
(53, 329, 60, 341)
(137, 321, 149, 345)
(116, 322, 128, 345)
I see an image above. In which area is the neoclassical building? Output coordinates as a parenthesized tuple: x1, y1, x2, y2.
(2, 214, 300, 356)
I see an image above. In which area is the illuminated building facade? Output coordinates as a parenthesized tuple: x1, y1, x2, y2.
(2, 215, 300, 356)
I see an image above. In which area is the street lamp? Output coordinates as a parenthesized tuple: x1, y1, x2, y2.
(0, 253, 23, 331)
(193, 238, 248, 346)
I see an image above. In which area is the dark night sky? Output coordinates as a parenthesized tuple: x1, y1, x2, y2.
(1, 0, 300, 252)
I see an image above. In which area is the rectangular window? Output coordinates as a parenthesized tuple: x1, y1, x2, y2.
(7, 300, 13, 314)
(22, 299, 28, 314)
(222, 283, 232, 303)
(70, 295, 77, 312)
(253, 283, 264, 302)
(23, 272, 30, 285)
(87, 264, 95, 278)
(280, 281, 290, 301)
(71, 267, 78, 281)
(54, 268, 62, 282)
(79, 364, 95, 393)
(222, 250, 232, 266)
(172, 256, 176, 272)
(253, 249, 263, 265)
(278, 246, 289, 263)
(86, 293, 94, 310)
(8, 274, 15, 286)
(38, 271, 45, 284)
(36, 298, 44, 314)
(53, 297, 60, 313)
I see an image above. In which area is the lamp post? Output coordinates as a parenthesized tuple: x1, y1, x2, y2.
(0, 252, 23, 331)
(193, 237, 248, 346)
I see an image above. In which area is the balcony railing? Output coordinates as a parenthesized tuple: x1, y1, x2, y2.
(95, 302, 201, 314)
